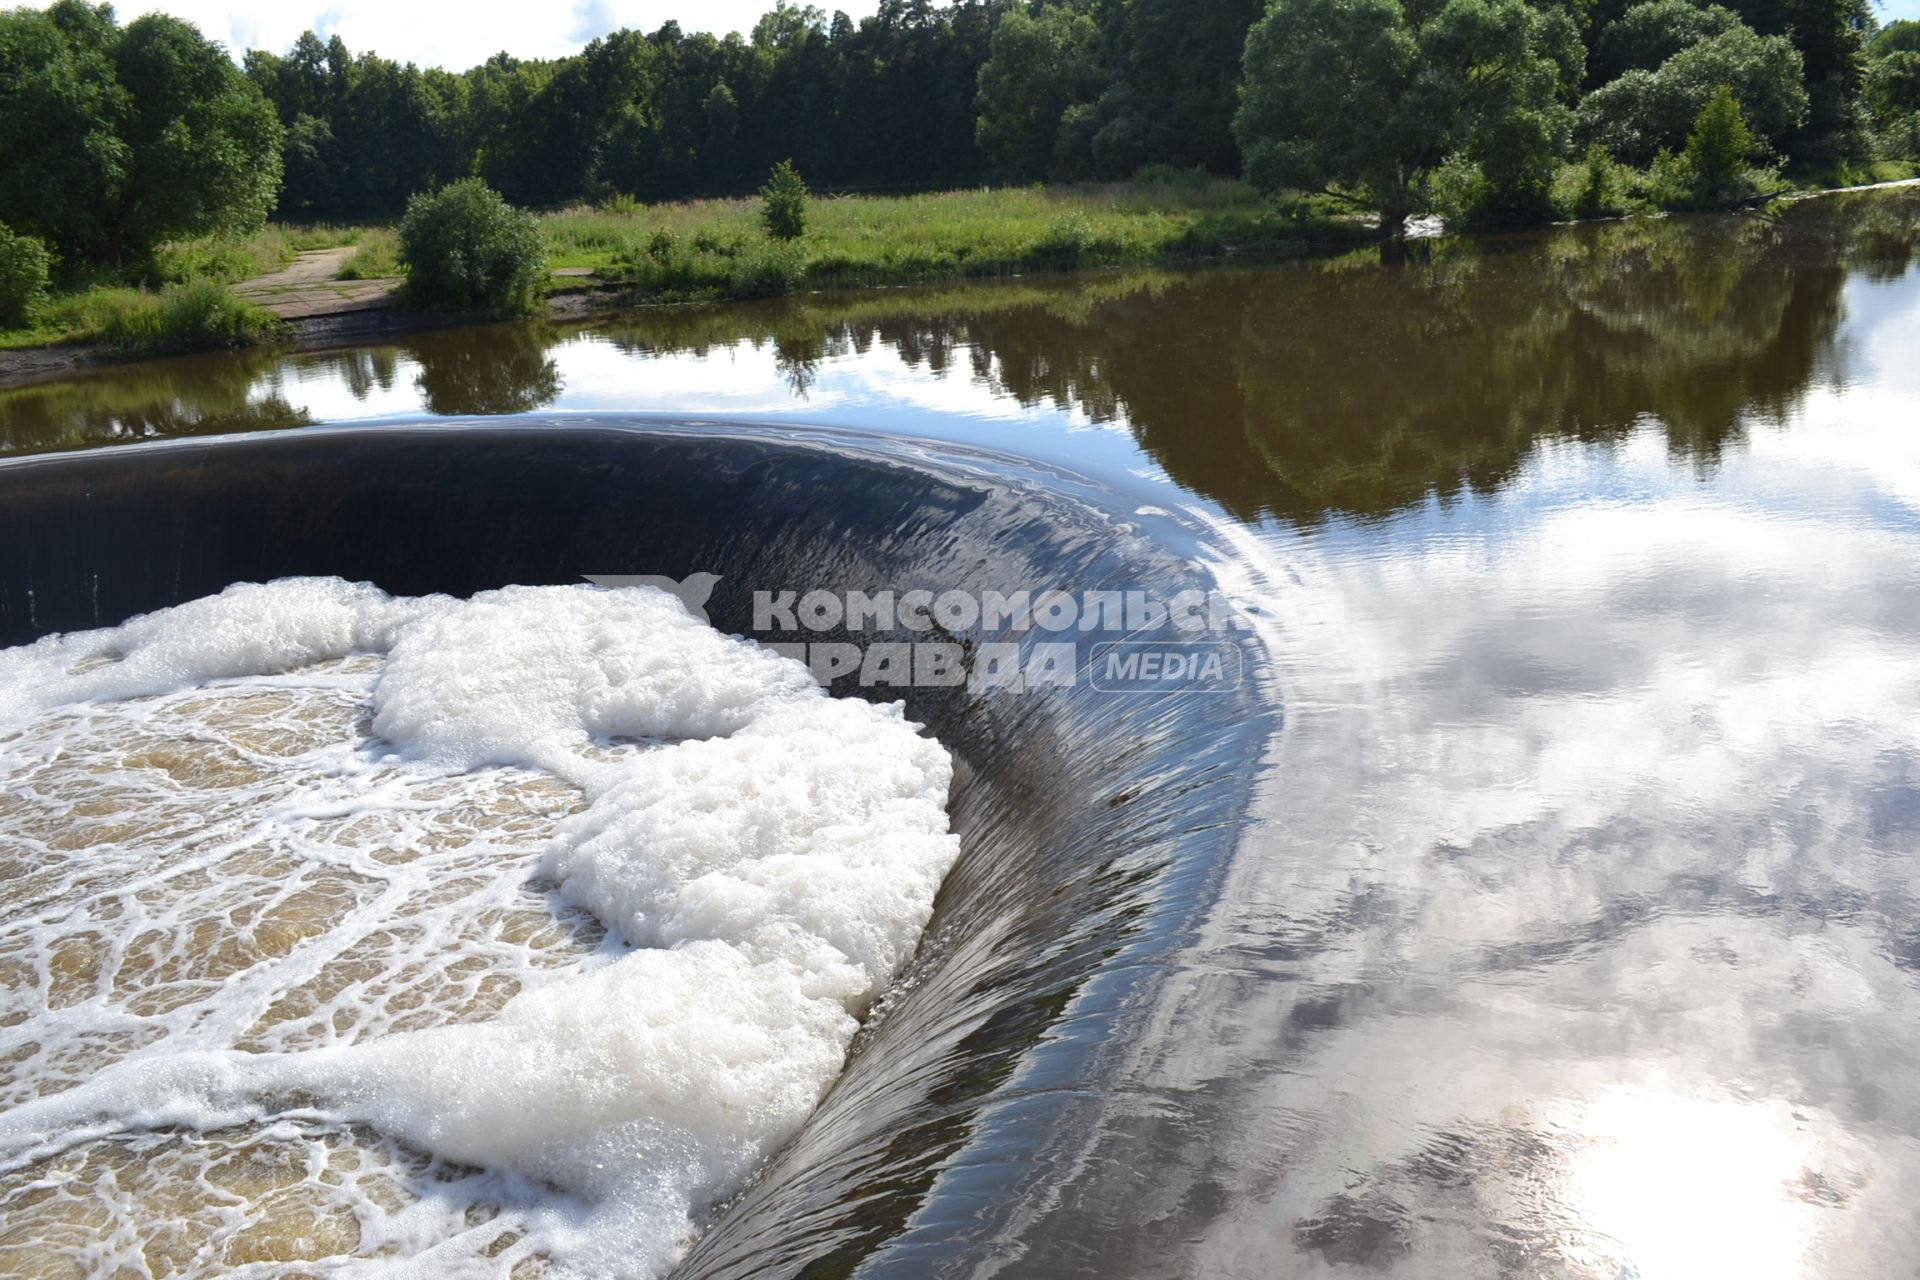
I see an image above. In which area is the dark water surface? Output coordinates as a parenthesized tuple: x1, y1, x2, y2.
(7, 187, 1920, 1278)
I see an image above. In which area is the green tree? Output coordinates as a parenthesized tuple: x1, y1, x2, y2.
(107, 14, 283, 263)
(398, 179, 545, 312)
(1593, 0, 1741, 82)
(1868, 50, 1920, 118)
(1875, 21, 1920, 57)
(0, 5, 282, 266)
(1578, 23, 1806, 161)
(1235, 0, 1434, 232)
(1086, 0, 1268, 175)
(277, 113, 340, 217)
(1715, 0, 1871, 164)
(759, 159, 808, 240)
(974, 5, 1101, 179)
(1235, 0, 1580, 232)
(1423, 0, 1583, 224)
(1682, 82, 1755, 199)
(0, 2, 130, 263)
(1572, 142, 1624, 214)
(702, 79, 742, 190)
(1864, 48, 1920, 156)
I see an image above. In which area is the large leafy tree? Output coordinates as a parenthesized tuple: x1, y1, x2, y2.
(1423, 0, 1583, 222)
(1869, 50, 1920, 118)
(1234, 0, 1433, 230)
(0, 1, 130, 261)
(0, 2, 280, 266)
(1876, 21, 1920, 56)
(1235, 0, 1579, 232)
(974, 4, 1102, 178)
(110, 14, 283, 260)
(1086, 0, 1268, 175)
(1591, 0, 1741, 82)
(1577, 22, 1807, 161)
(1866, 46, 1920, 156)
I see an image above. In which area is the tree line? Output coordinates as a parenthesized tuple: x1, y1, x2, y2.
(3, 0, 1919, 271)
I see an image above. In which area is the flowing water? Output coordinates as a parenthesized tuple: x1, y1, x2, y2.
(2, 187, 1920, 1278)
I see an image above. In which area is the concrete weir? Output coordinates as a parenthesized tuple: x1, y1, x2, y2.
(0, 417, 1274, 1276)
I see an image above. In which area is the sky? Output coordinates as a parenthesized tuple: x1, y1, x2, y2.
(119, 1, 883, 70)
(120, 0, 1920, 70)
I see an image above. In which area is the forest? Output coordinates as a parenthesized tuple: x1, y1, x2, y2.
(209, 1, 1920, 217)
(1, 0, 1918, 335)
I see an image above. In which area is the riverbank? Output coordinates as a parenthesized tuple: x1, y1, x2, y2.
(542, 177, 1346, 298)
(0, 177, 1357, 389)
(3, 170, 1915, 391)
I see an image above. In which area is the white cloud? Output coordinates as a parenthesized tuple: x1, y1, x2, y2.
(119, 1, 881, 69)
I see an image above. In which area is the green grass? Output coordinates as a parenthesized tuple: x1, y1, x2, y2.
(151, 229, 291, 287)
(0, 222, 369, 353)
(93, 281, 286, 353)
(1785, 159, 1920, 189)
(0, 280, 285, 353)
(127, 222, 390, 291)
(282, 223, 371, 252)
(337, 226, 401, 280)
(539, 177, 1357, 303)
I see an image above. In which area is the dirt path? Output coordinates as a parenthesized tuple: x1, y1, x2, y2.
(234, 248, 401, 320)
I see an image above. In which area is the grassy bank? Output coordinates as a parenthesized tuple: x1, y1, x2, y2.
(0, 179, 1351, 351)
(1526, 154, 1920, 223)
(0, 223, 375, 354)
(543, 176, 1354, 301)
(555, 161, 1919, 300)
(3, 165, 1915, 358)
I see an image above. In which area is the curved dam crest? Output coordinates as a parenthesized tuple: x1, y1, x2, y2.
(0, 417, 1277, 1276)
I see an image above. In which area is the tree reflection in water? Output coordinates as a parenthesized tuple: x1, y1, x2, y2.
(4, 189, 1914, 539)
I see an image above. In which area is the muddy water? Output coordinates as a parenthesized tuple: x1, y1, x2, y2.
(3, 186, 1920, 1278)
(0, 655, 592, 1276)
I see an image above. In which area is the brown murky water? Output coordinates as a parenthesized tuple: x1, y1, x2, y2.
(4, 186, 1920, 1278)
(0, 657, 588, 1277)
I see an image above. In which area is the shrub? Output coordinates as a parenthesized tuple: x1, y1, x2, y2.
(398, 179, 546, 313)
(0, 224, 52, 329)
(1428, 153, 1488, 224)
(1571, 143, 1624, 217)
(729, 242, 804, 297)
(1876, 112, 1920, 163)
(1645, 148, 1695, 206)
(759, 161, 809, 241)
(99, 280, 285, 352)
(1683, 84, 1756, 202)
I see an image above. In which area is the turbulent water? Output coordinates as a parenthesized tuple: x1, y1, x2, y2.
(4, 189, 1920, 1279)
(0, 579, 958, 1278)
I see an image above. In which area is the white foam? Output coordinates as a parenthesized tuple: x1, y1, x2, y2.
(0, 577, 440, 724)
(0, 579, 959, 1278)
